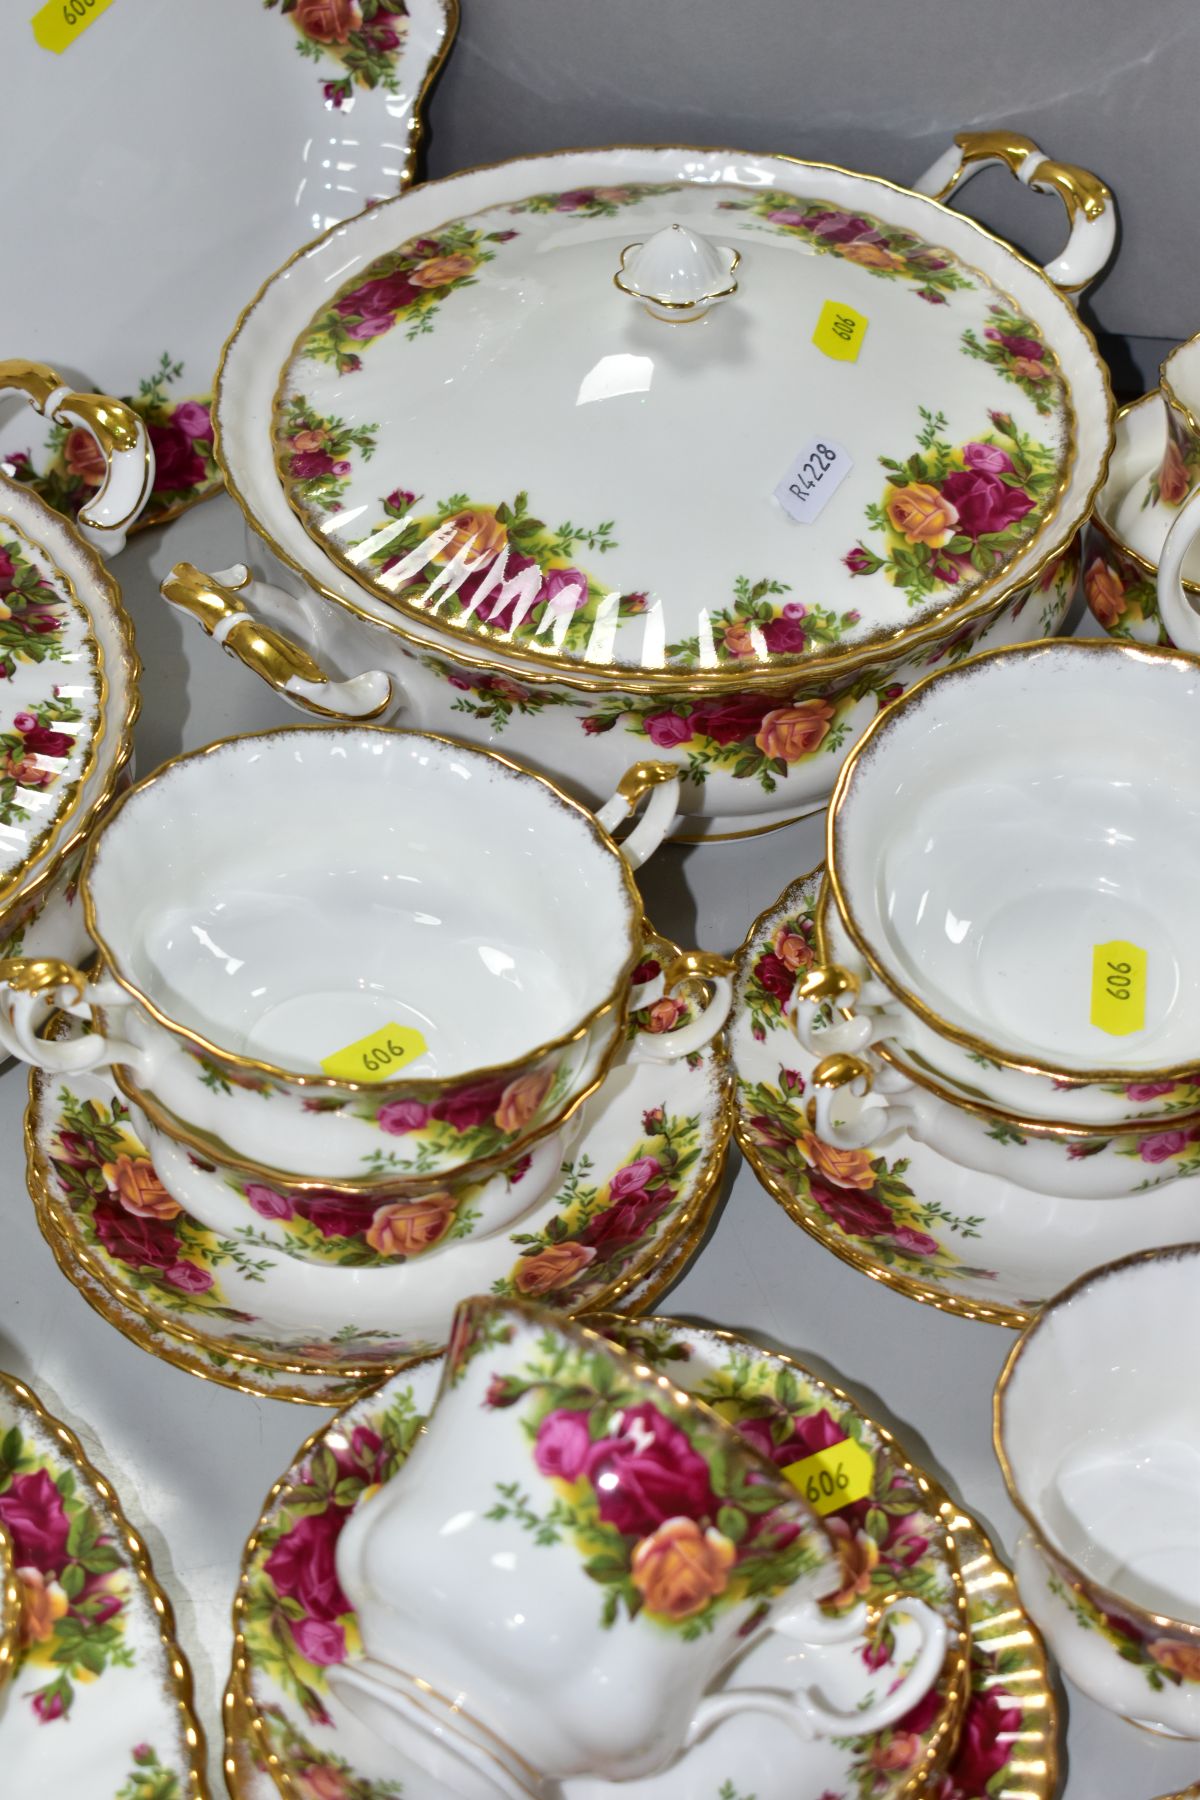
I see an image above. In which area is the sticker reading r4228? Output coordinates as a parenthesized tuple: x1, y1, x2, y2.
(321, 1023, 428, 1083)
(774, 436, 853, 525)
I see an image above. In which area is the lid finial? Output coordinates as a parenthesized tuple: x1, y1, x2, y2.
(614, 223, 740, 323)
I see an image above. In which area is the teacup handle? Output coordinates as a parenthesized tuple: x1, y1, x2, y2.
(685, 1593, 948, 1747)
(913, 130, 1115, 294)
(627, 951, 734, 1064)
(1155, 483, 1200, 650)
(0, 360, 154, 553)
(0, 959, 143, 1075)
(806, 1051, 922, 1150)
(595, 761, 680, 869)
(160, 561, 397, 720)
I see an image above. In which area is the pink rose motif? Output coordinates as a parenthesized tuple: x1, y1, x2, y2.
(554, 189, 598, 211)
(172, 401, 212, 440)
(290, 1617, 347, 1666)
(20, 726, 74, 758)
(962, 441, 1014, 475)
(642, 711, 694, 749)
(537, 568, 589, 615)
(265, 1508, 351, 1623)
(533, 1408, 593, 1482)
(11, 710, 36, 731)
(165, 1261, 214, 1293)
(33, 1689, 66, 1722)
(476, 553, 540, 633)
(583, 1402, 716, 1534)
(844, 546, 875, 575)
(1126, 1081, 1177, 1101)
(0, 1471, 70, 1574)
(1138, 1129, 1191, 1164)
(608, 1156, 663, 1199)
(891, 1225, 940, 1257)
(376, 1099, 429, 1135)
(939, 469, 1034, 539)
(88, 1591, 124, 1627)
(767, 208, 810, 228)
(807, 210, 874, 243)
(384, 488, 415, 512)
(246, 1184, 295, 1222)
(346, 314, 397, 341)
(985, 328, 1044, 361)
(148, 422, 207, 494)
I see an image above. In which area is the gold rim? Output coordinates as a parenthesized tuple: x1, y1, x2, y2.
(0, 478, 140, 925)
(733, 864, 1034, 1329)
(0, 1370, 208, 1792)
(826, 636, 1200, 1085)
(0, 1521, 19, 1692)
(1088, 391, 1200, 600)
(215, 143, 1113, 698)
(78, 722, 648, 1091)
(669, 806, 810, 845)
(25, 1021, 735, 1388)
(1159, 336, 1200, 441)
(228, 1313, 971, 1800)
(994, 1240, 1200, 1645)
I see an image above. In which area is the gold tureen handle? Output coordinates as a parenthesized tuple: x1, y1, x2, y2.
(0, 359, 154, 552)
(912, 130, 1115, 295)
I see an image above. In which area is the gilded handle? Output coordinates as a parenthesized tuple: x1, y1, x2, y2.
(161, 562, 394, 720)
(628, 949, 734, 1065)
(912, 130, 1116, 294)
(1154, 484, 1200, 652)
(596, 761, 682, 869)
(0, 956, 138, 1075)
(0, 359, 153, 550)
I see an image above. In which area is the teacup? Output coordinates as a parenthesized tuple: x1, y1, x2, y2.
(0, 728, 732, 1183)
(1113, 336, 1200, 577)
(791, 639, 1200, 1129)
(329, 1296, 948, 1797)
(996, 1244, 1200, 1737)
(1081, 392, 1184, 647)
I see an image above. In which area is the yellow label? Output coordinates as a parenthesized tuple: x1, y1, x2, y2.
(813, 300, 868, 363)
(32, 0, 116, 52)
(320, 1023, 427, 1083)
(781, 1438, 874, 1515)
(1090, 941, 1147, 1036)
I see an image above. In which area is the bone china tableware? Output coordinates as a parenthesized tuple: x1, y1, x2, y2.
(732, 867, 1200, 1327)
(329, 1297, 948, 1795)
(0, 470, 140, 968)
(1114, 332, 1200, 576)
(0, 727, 730, 1183)
(0, 1372, 204, 1795)
(0, 2, 455, 533)
(1082, 391, 1181, 646)
(158, 130, 1113, 839)
(792, 637, 1200, 1132)
(996, 1244, 1200, 1737)
(27, 961, 732, 1400)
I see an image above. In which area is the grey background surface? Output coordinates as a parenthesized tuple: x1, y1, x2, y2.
(422, 0, 1200, 390)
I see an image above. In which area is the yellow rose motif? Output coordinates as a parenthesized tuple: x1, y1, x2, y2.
(410, 253, 477, 289)
(17, 1567, 68, 1645)
(722, 621, 756, 659)
(755, 700, 835, 763)
(886, 482, 959, 548)
(773, 927, 813, 973)
(823, 1515, 880, 1608)
(365, 1196, 457, 1258)
(840, 242, 906, 272)
(630, 1518, 737, 1620)
(494, 1068, 554, 1134)
(435, 508, 508, 566)
(800, 1131, 877, 1191)
(1083, 556, 1126, 629)
(1150, 1637, 1200, 1682)
(512, 1241, 596, 1295)
(101, 1153, 181, 1221)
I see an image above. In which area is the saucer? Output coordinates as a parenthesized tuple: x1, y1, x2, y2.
(732, 867, 1200, 1327)
(28, 1020, 732, 1401)
(0, 1372, 205, 1794)
(225, 1319, 1013, 1800)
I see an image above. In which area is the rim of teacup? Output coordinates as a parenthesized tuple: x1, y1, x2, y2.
(1159, 336, 1200, 441)
(825, 636, 1200, 1086)
(228, 1312, 972, 1800)
(1088, 391, 1200, 600)
(994, 1241, 1200, 1644)
(79, 723, 649, 1093)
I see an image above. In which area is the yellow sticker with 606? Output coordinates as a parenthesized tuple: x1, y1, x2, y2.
(31, 0, 117, 54)
(1090, 941, 1147, 1036)
(321, 1023, 427, 1083)
(781, 1438, 875, 1515)
(813, 299, 868, 363)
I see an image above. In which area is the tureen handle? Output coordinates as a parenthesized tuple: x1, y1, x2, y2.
(1155, 483, 1200, 651)
(627, 951, 734, 1064)
(913, 130, 1115, 295)
(0, 360, 154, 554)
(804, 1050, 923, 1150)
(0, 959, 144, 1076)
(160, 562, 396, 720)
(595, 761, 681, 867)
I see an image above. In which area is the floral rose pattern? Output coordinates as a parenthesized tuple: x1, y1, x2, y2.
(845, 407, 1062, 608)
(960, 304, 1066, 417)
(276, 396, 378, 511)
(1145, 402, 1200, 512)
(506, 183, 677, 220)
(114, 1745, 184, 1800)
(264, 0, 410, 110)
(716, 190, 977, 305)
(0, 1422, 133, 1723)
(1081, 518, 1171, 646)
(1047, 1565, 1200, 1693)
(9, 352, 219, 530)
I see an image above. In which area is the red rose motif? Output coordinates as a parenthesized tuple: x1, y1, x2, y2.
(290, 448, 337, 481)
(431, 1078, 507, 1133)
(299, 1193, 376, 1239)
(1126, 1081, 1177, 1101)
(20, 726, 74, 758)
(582, 1402, 716, 1535)
(755, 952, 795, 1004)
(807, 210, 875, 243)
(939, 470, 1034, 539)
(33, 1689, 66, 1722)
(91, 1198, 180, 1272)
(761, 615, 807, 654)
(940, 1686, 1023, 1798)
(687, 693, 773, 747)
(265, 1508, 351, 1623)
(578, 1189, 672, 1254)
(0, 1470, 71, 1574)
(1138, 1128, 1192, 1164)
(148, 422, 207, 494)
(809, 1178, 894, 1239)
(736, 1407, 845, 1470)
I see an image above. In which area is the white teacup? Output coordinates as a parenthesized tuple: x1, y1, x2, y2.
(0, 728, 732, 1182)
(330, 1297, 947, 1797)
(997, 1243, 1200, 1736)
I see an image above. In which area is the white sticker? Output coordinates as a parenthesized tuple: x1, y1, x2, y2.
(774, 437, 853, 525)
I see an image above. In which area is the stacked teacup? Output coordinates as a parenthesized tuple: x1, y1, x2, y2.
(790, 637, 1200, 1200)
(0, 726, 731, 1346)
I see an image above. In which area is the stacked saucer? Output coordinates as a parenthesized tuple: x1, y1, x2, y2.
(7, 726, 735, 1400)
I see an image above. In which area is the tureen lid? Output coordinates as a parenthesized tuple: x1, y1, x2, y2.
(0, 479, 106, 905)
(264, 160, 1079, 679)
